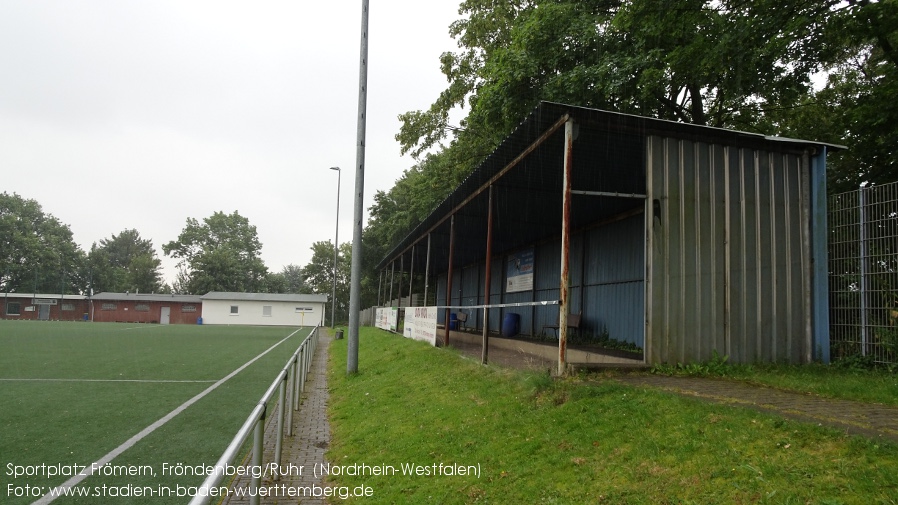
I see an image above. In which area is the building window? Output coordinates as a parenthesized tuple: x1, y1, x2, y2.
(7, 302, 20, 315)
(102, 303, 117, 310)
(61, 303, 75, 311)
(135, 304, 150, 312)
(295, 307, 313, 313)
(263, 305, 272, 317)
(182, 305, 197, 313)
(230, 305, 239, 315)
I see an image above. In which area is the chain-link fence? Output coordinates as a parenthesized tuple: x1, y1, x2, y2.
(829, 182, 898, 364)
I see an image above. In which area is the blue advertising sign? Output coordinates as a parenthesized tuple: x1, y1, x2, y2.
(506, 249, 534, 293)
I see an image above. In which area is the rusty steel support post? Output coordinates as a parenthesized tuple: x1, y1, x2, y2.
(558, 118, 574, 376)
(482, 185, 494, 364)
(445, 214, 456, 347)
(377, 269, 383, 307)
(398, 254, 404, 309)
(409, 245, 415, 306)
(424, 233, 431, 306)
(389, 261, 394, 305)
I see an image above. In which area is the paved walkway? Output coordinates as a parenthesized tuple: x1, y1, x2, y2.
(222, 334, 332, 505)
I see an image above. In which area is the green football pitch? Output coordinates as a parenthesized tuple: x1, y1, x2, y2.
(0, 320, 313, 504)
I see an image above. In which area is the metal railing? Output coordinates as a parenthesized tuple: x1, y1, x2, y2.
(188, 326, 320, 505)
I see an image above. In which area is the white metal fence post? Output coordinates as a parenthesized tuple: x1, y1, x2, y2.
(250, 410, 264, 505)
(293, 345, 305, 410)
(274, 377, 286, 480)
(286, 356, 296, 436)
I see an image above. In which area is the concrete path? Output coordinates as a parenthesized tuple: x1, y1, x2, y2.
(222, 334, 332, 505)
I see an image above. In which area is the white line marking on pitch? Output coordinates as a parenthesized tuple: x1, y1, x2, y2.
(34, 327, 309, 505)
(120, 325, 167, 331)
(0, 378, 218, 383)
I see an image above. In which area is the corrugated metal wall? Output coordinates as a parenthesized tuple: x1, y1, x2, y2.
(646, 136, 811, 364)
(583, 214, 645, 347)
(433, 219, 645, 346)
(459, 265, 480, 328)
(529, 241, 559, 335)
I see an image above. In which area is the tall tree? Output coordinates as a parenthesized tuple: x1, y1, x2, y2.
(280, 264, 310, 294)
(400, 0, 841, 157)
(263, 265, 309, 294)
(88, 229, 163, 293)
(162, 211, 268, 294)
(0, 192, 85, 294)
(300, 241, 350, 322)
(395, 0, 898, 192)
(773, 0, 898, 193)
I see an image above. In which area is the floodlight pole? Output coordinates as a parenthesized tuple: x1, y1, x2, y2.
(330, 166, 341, 328)
(347, 0, 369, 374)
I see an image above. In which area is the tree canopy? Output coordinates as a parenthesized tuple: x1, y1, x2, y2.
(773, 0, 898, 192)
(396, 0, 896, 194)
(0, 193, 312, 298)
(269, 264, 310, 295)
(0, 192, 85, 294)
(401, 0, 819, 156)
(301, 241, 351, 323)
(87, 229, 164, 294)
(163, 211, 269, 294)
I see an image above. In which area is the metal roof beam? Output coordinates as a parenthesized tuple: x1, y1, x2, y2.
(380, 113, 571, 268)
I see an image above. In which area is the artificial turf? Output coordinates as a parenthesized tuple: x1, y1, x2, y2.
(0, 320, 311, 504)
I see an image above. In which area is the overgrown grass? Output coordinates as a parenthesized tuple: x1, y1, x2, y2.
(0, 321, 310, 504)
(327, 329, 898, 504)
(649, 351, 898, 407)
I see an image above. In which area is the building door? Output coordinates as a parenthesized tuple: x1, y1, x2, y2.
(38, 304, 50, 320)
(160, 306, 170, 325)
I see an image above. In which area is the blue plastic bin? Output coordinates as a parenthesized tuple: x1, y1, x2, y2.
(502, 313, 520, 338)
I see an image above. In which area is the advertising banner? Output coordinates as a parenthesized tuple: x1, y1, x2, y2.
(375, 307, 398, 331)
(389, 307, 398, 331)
(406, 306, 438, 346)
(506, 248, 534, 293)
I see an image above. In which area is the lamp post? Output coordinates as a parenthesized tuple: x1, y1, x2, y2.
(330, 166, 341, 328)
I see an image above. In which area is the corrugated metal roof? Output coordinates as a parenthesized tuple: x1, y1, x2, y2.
(92, 292, 202, 303)
(201, 292, 328, 303)
(377, 101, 843, 272)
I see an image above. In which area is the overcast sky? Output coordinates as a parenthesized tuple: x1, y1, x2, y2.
(0, 0, 464, 286)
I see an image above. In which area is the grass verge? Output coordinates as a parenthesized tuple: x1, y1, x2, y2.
(648, 353, 898, 407)
(327, 328, 898, 504)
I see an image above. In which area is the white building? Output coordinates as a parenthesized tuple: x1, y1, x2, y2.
(200, 292, 327, 327)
